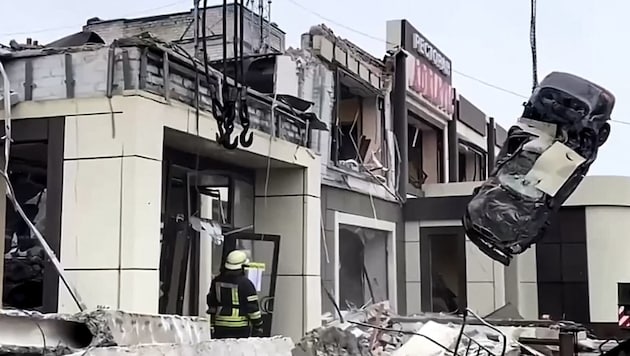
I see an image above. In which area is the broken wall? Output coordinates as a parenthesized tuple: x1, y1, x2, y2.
(279, 50, 334, 176)
(296, 25, 395, 201)
(84, 6, 285, 60)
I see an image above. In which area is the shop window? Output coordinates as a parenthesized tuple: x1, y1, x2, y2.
(331, 71, 387, 177)
(338, 225, 389, 310)
(458, 142, 487, 182)
(408, 112, 444, 191)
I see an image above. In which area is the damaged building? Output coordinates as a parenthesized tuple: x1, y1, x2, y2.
(2, 3, 630, 351)
(289, 25, 403, 318)
(0, 30, 323, 343)
(0, 5, 512, 337)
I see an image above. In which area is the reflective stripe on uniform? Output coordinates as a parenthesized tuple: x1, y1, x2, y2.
(213, 282, 251, 328)
(248, 310, 262, 319)
(247, 295, 258, 302)
(214, 319, 249, 327)
(231, 287, 239, 305)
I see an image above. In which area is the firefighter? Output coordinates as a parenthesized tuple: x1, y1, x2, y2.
(207, 250, 264, 338)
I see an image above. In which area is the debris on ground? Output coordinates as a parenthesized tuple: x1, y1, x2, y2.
(296, 302, 628, 356)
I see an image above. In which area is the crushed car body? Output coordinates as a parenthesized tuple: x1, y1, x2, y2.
(464, 71, 615, 265)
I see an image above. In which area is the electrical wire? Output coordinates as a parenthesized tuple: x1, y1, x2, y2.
(0, 0, 191, 38)
(530, 0, 538, 92)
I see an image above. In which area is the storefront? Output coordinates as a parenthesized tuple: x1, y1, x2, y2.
(386, 19, 454, 197)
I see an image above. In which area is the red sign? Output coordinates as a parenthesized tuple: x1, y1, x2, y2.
(409, 58, 454, 116)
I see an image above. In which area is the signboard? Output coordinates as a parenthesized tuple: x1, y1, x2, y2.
(411, 32, 451, 78)
(408, 58, 454, 115)
(386, 19, 454, 116)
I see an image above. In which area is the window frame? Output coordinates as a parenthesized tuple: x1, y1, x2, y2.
(332, 211, 397, 312)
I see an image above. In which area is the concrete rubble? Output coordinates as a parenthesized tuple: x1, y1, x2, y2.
(0, 308, 293, 356)
(65, 337, 295, 356)
(295, 302, 624, 356)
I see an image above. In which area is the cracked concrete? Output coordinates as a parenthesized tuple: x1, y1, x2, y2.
(0, 309, 209, 355)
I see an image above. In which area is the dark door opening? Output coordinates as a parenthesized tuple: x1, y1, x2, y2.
(420, 227, 467, 313)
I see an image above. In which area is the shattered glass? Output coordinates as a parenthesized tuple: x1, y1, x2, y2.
(464, 72, 615, 265)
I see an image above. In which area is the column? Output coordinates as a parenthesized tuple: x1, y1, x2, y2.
(404, 221, 421, 314)
(466, 238, 497, 316)
(254, 164, 321, 341)
(517, 248, 539, 319)
(59, 97, 163, 313)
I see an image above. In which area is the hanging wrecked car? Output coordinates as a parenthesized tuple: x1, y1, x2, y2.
(463, 71, 615, 265)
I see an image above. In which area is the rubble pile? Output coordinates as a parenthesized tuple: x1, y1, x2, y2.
(0, 308, 210, 355)
(296, 303, 627, 356)
(296, 302, 404, 356)
(0, 308, 295, 356)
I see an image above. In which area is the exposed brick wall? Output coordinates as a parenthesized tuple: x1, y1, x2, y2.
(84, 6, 285, 61)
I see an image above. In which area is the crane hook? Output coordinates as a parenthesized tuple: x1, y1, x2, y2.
(239, 128, 253, 147)
(221, 131, 239, 149)
(238, 100, 253, 147)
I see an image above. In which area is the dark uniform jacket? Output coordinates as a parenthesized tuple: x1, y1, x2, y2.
(207, 270, 263, 330)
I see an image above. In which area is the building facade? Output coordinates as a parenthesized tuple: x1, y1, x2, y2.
(287, 25, 404, 316)
(0, 34, 322, 341)
(9, 5, 614, 342)
(404, 175, 630, 336)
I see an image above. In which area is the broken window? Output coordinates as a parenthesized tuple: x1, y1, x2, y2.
(1, 118, 63, 312)
(331, 71, 387, 176)
(408, 112, 444, 191)
(458, 142, 487, 182)
(3, 150, 47, 310)
(338, 225, 389, 310)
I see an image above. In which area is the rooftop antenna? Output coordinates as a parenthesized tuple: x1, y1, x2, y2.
(258, 0, 264, 52)
(267, 0, 272, 51)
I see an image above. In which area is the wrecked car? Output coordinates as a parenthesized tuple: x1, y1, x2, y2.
(463, 71, 615, 265)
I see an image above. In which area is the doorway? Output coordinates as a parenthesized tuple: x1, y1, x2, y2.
(159, 147, 255, 316)
(420, 226, 467, 313)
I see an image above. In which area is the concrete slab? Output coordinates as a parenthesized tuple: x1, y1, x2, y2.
(0, 308, 209, 354)
(65, 337, 294, 356)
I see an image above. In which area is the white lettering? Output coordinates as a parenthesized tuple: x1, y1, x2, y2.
(411, 33, 451, 78)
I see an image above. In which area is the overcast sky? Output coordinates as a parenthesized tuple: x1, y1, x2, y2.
(1, 0, 628, 175)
